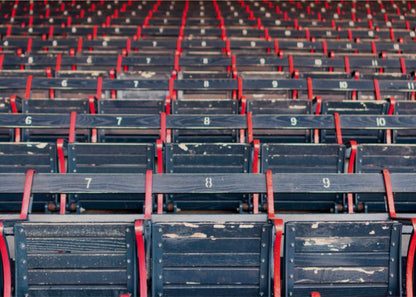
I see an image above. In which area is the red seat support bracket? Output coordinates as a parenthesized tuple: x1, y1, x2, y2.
(374, 78, 381, 101)
(307, 77, 313, 100)
(266, 170, 283, 297)
(160, 112, 166, 143)
(347, 141, 357, 213)
(144, 170, 153, 219)
(135, 220, 148, 297)
(20, 169, 35, 220)
(382, 169, 396, 218)
(246, 112, 253, 144)
(25, 75, 32, 99)
(88, 96, 97, 143)
(333, 112, 343, 145)
(310, 292, 321, 297)
(386, 97, 396, 144)
(68, 111, 77, 143)
(252, 140, 260, 213)
(156, 140, 164, 214)
(57, 139, 67, 214)
(0, 222, 11, 297)
(96, 76, 103, 100)
(10, 95, 21, 142)
(314, 96, 322, 143)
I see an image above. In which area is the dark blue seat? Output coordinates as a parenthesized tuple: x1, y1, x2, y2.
(67, 142, 155, 211)
(0, 142, 58, 211)
(285, 221, 401, 297)
(261, 143, 346, 212)
(165, 143, 252, 211)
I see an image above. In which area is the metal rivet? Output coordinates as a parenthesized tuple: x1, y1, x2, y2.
(158, 294, 162, 297)
(290, 243, 295, 247)
(126, 244, 130, 248)
(159, 259, 162, 263)
(261, 258, 265, 263)
(290, 274, 294, 279)
(19, 229, 24, 233)
(259, 292, 264, 296)
(391, 258, 395, 262)
(20, 243, 26, 249)
(126, 228, 130, 232)
(158, 243, 162, 247)
(22, 260, 26, 264)
(262, 243, 266, 248)
(262, 228, 266, 232)
(127, 260, 131, 264)
(392, 242, 395, 246)
(159, 228, 162, 232)
(23, 276, 27, 280)
(289, 292, 293, 296)
(290, 258, 294, 263)
(390, 273, 394, 278)
(393, 227, 397, 231)
(261, 275, 264, 279)
(291, 227, 295, 232)
(159, 275, 162, 279)
(128, 275, 131, 279)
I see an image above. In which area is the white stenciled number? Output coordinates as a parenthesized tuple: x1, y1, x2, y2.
(25, 116, 32, 125)
(322, 178, 331, 188)
(408, 82, 415, 90)
(203, 116, 210, 125)
(61, 80, 68, 87)
(315, 59, 322, 66)
(205, 177, 213, 188)
(146, 57, 151, 64)
(339, 81, 348, 89)
(260, 58, 265, 65)
(203, 58, 208, 64)
(376, 117, 386, 127)
(290, 117, 297, 126)
(85, 177, 92, 189)
(272, 80, 278, 88)
(250, 41, 256, 47)
(116, 116, 123, 126)
(28, 57, 34, 64)
(204, 80, 209, 88)
(86, 56, 92, 64)
(134, 80, 139, 88)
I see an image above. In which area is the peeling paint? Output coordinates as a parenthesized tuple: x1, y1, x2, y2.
(369, 230, 375, 235)
(183, 223, 199, 228)
(239, 224, 254, 228)
(186, 282, 200, 285)
(311, 223, 319, 229)
(178, 144, 189, 151)
(190, 233, 207, 238)
(35, 143, 48, 149)
(213, 224, 226, 229)
(302, 267, 385, 275)
(165, 233, 180, 238)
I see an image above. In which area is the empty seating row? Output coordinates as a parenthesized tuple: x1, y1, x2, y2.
(0, 172, 414, 296)
(0, 77, 414, 101)
(2, 140, 416, 213)
(2, 112, 416, 144)
(0, 54, 413, 81)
